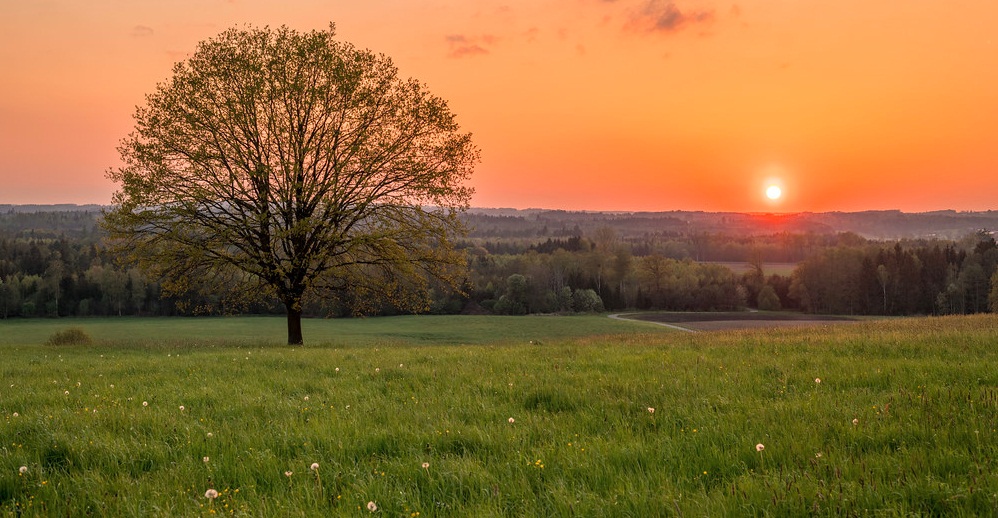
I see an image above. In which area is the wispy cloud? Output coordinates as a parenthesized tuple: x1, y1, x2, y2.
(445, 34, 499, 58)
(131, 25, 154, 38)
(627, 0, 715, 34)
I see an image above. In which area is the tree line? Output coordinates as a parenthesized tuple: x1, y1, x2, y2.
(789, 233, 998, 315)
(2, 210, 997, 319)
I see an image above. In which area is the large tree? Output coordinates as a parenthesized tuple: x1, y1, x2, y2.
(103, 25, 477, 344)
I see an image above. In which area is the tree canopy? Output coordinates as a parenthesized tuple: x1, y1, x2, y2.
(103, 24, 477, 344)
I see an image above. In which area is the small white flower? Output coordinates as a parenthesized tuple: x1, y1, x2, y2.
(205, 488, 218, 499)
(756, 443, 765, 452)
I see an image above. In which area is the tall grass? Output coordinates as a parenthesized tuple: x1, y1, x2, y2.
(1, 314, 997, 516)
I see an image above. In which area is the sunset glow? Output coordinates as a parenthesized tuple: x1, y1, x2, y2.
(2, 1, 997, 212)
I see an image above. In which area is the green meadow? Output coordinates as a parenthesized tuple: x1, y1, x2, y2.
(3, 314, 998, 516)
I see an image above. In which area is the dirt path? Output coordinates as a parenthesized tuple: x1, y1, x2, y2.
(608, 313, 696, 333)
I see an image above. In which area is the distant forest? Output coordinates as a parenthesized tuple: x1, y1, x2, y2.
(1, 205, 997, 318)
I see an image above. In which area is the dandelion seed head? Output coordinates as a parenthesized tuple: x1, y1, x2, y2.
(310, 462, 319, 471)
(12, 412, 18, 418)
(303, 396, 309, 401)
(142, 401, 148, 407)
(422, 462, 430, 469)
(284, 471, 293, 477)
(179, 405, 185, 411)
(203, 456, 210, 463)
(207, 432, 213, 438)
(852, 418, 859, 425)
(814, 378, 821, 384)
(64, 390, 70, 395)
(756, 443, 765, 452)
(508, 417, 515, 423)
(19, 466, 27, 474)
(367, 501, 378, 512)
(647, 407, 655, 414)
(205, 488, 218, 499)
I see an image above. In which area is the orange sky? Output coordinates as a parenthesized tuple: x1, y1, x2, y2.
(2, 1, 997, 213)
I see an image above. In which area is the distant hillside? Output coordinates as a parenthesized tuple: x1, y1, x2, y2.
(0, 205, 105, 240)
(466, 208, 998, 240)
(0, 204, 104, 213)
(1, 205, 996, 241)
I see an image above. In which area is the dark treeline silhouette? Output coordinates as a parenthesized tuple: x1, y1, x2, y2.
(1, 208, 997, 318)
(790, 234, 998, 315)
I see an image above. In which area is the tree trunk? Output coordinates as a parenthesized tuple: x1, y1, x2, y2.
(286, 306, 304, 345)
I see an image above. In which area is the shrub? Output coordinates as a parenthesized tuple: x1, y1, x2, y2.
(572, 289, 605, 313)
(46, 328, 93, 346)
(757, 284, 782, 311)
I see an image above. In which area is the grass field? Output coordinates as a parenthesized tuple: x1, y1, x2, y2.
(620, 311, 863, 332)
(0, 315, 672, 348)
(3, 314, 998, 516)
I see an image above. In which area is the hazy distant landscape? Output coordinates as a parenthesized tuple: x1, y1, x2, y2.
(3, 205, 996, 324)
(6, 204, 998, 239)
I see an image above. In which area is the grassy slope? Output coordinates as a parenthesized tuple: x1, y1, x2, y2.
(0, 314, 672, 347)
(2, 314, 998, 516)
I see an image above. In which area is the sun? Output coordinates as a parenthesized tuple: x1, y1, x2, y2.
(766, 185, 782, 200)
